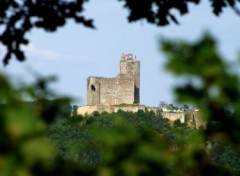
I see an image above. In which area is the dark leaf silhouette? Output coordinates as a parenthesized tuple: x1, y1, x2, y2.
(0, 0, 239, 65)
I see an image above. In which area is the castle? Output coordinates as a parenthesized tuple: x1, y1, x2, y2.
(87, 53, 140, 106)
(77, 53, 201, 128)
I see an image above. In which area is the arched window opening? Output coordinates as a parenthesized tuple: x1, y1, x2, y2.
(91, 84, 96, 92)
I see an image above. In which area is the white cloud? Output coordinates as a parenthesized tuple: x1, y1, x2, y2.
(1, 42, 89, 64)
(22, 43, 89, 63)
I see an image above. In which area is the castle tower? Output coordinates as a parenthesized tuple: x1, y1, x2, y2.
(120, 53, 140, 104)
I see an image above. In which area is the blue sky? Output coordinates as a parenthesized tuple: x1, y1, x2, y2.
(1, 1, 240, 106)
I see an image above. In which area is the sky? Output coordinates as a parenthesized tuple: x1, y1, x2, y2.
(1, 1, 240, 106)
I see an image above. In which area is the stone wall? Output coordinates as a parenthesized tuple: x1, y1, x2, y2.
(77, 105, 147, 115)
(161, 112, 185, 123)
(77, 105, 202, 128)
(87, 77, 101, 105)
(87, 55, 140, 106)
(87, 75, 135, 106)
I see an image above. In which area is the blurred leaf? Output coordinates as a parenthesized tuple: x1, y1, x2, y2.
(4, 105, 46, 140)
(20, 137, 56, 167)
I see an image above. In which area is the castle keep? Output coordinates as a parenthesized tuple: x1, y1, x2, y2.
(77, 53, 202, 128)
(87, 53, 140, 106)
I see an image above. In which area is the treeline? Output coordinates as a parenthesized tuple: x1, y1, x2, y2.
(47, 110, 240, 175)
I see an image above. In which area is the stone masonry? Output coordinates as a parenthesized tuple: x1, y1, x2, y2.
(87, 53, 140, 106)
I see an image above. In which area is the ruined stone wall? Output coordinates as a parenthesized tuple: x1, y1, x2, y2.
(99, 76, 134, 105)
(77, 105, 202, 128)
(87, 77, 100, 105)
(191, 110, 203, 128)
(77, 105, 147, 115)
(87, 75, 135, 106)
(161, 112, 185, 123)
(87, 56, 140, 106)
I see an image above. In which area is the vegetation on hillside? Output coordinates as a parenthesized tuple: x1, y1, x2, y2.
(46, 106, 240, 175)
(47, 110, 196, 175)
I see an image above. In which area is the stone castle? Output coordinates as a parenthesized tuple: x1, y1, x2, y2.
(87, 53, 140, 106)
(77, 53, 201, 128)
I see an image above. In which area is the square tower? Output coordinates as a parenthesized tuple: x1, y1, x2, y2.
(120, 54, 140, 104)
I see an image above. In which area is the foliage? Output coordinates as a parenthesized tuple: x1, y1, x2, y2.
(48, 109, 203, 175)
(113, 103, 138, 107)
(159, 101, 168, 108)
(161, 33, 240, 175)
(0, 73, 94, 175)
(161, 102, 190, 112)
(120, 0, 240, 25)
(133, 100, 138, 104)
(210, 141, 240, 170)
(184, 113, 192, 122)
(1, 0, 240, 64)
(161, 33, 240, 140)
(0, 0, 94, 65)
(51, 107, 239, 176)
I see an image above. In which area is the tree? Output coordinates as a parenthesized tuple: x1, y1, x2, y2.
(121, 0, 240, 25)
(165, 103, 174, 111)
(159, 101, 167, 108)
(0, 0, 239, 65)
(0, 0, 94, 65)
(0, 74, 94, 175)
(161, 32, 240, 147)
(183, 104, 189, 110)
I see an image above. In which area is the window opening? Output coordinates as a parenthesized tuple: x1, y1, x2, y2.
(91, 85, 96, 92)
